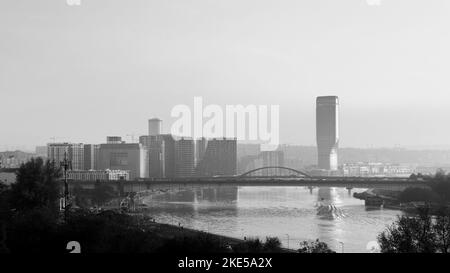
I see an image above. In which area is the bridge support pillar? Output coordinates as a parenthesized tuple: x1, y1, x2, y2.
(346, 187, 353, 195)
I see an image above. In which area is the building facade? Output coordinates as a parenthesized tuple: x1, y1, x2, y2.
(316, 96, 339, 171)
(174, 137, 195, 178)
(139, 134, 176, 178)
(98, 143, 148, 180)
(140, 135, 161, 178)
(83, 144, 100, 170)
(195, 137, 208, 166)
(69, 143, 85, 170)
(35, 146, 48, 158)
(148, 118, 162, 136)
(106, 136, 124, 144)
(47, 143, 84, 170)
(342, 162, 416, 177)
(67, 169, 130, 181)
(195, 138, 237, 176)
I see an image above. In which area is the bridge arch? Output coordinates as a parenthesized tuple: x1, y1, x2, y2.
(240, 166, 311, 178)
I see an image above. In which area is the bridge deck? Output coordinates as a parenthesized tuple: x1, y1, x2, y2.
(65, 177, 429, 192)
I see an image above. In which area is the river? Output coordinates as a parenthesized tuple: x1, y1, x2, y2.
(141, 186, 402, 253)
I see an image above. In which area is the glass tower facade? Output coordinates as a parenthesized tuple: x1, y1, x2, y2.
(316, 96, 339, 171)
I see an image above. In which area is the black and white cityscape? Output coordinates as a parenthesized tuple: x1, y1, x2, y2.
(1, 0, 450, 263)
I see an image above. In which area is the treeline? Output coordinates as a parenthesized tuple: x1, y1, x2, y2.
(376, 170, 450, 253)
(378, 207, 450, 253)
(400, 170, 450, 204)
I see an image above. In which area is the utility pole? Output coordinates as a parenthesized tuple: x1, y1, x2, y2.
(60, 151, 72, 221)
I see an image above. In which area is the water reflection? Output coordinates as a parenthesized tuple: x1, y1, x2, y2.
(142, 186, 401, 253)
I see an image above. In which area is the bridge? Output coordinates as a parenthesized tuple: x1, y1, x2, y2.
(65, 176, 429, 195)
(63, 166, 431, 195)
(239, 166, 312, 178)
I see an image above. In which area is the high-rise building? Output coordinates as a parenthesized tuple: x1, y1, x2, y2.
(174, 137, 195, 178)
(139, 135, 160, 177)
(195, 138, 237, 176)
(83, 144, 100, 170)
(98, 143, 148, 180)
(139, 134, 176, 178)
(47, 143, 84, 170)
(237, 143, 261, 174)
(195, 137, 208, 166)
(69, 143, 85, 170)
(316, 96, 339, 171)
(237, 143, 261, 159)
(159, 134, 176, 178)
(35, 146, 48, 158)
(47, 143, 69, 168)
(140, 135, 164, 178)
(148, 118, 162, 136)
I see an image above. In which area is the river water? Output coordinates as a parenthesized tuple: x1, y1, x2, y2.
(141, 186, 402, 253)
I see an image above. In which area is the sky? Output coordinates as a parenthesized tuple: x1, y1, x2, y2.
(1, 0, 450, 151)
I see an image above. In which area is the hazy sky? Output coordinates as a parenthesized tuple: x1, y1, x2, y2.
(1, 0, 450, 151)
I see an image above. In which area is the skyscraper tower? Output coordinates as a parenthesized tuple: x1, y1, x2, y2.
(148, 118, 162, 136)
(316, 96, 339, 171)
(174, 137, 195, 178)
(195, 138, 237, 177)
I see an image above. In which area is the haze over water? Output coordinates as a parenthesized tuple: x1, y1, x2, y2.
(142, 186, 402, 253)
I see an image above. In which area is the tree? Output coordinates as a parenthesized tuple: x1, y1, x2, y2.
(72, 184, 90, 208)
(298, 239, 335, 253)
(232, 238, 264, 253)
(398, 187, 439, 203)
(92, 182, 116, 207)
(0, 182, 11, 253)
(263, 237, 282, 252)
(378, 207, 450, 253)
(434, 208, 450, 253)
(9, 158, 61, 216)
(429, 172, 450, 203)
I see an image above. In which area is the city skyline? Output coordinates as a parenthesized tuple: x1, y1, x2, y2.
(2, 1, 450, 150)
(2, 0, 450, 258)
(2, 100, 450, 152)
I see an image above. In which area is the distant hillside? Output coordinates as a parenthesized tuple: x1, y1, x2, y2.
(276, 145, 450, 168)
(0, 150, 36, 158)
(0, 150, 37, 168)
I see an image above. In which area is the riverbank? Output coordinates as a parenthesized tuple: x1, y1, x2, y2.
(82, 202, 297, 253)
(131, 212, 242, 243)
(128, 212, 297, 253)
(353, 189, 401, 207)
(353, 188, 449, 213)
